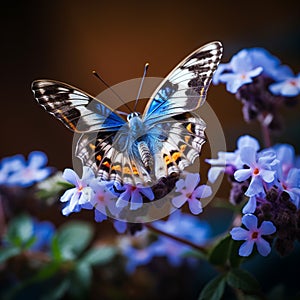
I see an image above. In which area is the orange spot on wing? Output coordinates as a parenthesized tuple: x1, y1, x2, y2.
(103, 161, 110, 168)
(57, 109, 78, 132)
(172, 152, 181, 161)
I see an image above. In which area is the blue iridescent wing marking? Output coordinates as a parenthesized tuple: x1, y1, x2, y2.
(143, 41, 223, 125)
(32, 80, 125, 133)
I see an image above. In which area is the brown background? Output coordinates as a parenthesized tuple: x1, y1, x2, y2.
(1, 0, 300, 170)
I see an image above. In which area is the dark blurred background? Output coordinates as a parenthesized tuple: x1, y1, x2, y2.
(1, 0, 300, 170)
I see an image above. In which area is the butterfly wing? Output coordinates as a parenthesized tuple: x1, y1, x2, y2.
(142, 42, 223, 179)
(32, 80, 126, 133)
(142, 41, 223, 124)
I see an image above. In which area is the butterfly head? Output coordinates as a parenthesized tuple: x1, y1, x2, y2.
(127, 112, 141, 122)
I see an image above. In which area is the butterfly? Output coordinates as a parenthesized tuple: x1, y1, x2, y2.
(32, 41, 223, 187)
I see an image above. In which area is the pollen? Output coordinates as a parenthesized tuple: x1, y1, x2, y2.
(253, 168, 260, 175)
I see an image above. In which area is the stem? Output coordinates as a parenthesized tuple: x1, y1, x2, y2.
(145, 223, 208, 255)
(258, 115, 272, 147)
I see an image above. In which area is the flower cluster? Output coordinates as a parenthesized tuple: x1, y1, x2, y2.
(118, 211, 211, 273)
(207, 135, 300, 256)
(58, 168, 212, 231)
(0, 151, 51, 187)
(213, 48, 299, 131)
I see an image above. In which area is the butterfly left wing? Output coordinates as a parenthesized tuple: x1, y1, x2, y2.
(32, 80, 126, 133)
(142, 41, 223, 125)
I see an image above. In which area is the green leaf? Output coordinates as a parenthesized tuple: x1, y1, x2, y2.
(34, 261, 61, 281)
(227, 268, 260, 293)
(68, 262, 92, 299)
(229, 240, 244, 268)
(51, 235, 62, 261)
(6, 214, 34, 247)
(0, 246, 20, 263)
(55, 221, 94, 260)
(209, 235, 232, 266)
(198, 274, 226, 300)
(80, 246, 116, 266)
(74, 262, 92, 289)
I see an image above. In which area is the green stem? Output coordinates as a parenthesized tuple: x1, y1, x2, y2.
(145, 222, 208, 255)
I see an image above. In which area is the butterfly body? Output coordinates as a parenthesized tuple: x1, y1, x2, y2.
(32, 41, 223, 186)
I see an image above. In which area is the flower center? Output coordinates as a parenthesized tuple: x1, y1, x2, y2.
(282, 182, 288, 190)
(251, 231, 259, 239)
(289, 80, 297, 86)
(98, 195, 105, 202)
(253, 168, 260, 175)
(186, 192, 192, 199)
(78, 185, 84, 191)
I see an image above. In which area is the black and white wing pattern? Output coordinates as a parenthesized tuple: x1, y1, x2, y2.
(32, 80, 125, 133)
(142, 41, 223, 125)
(32, 41, 223, 186)
(142, 41, 223, 179)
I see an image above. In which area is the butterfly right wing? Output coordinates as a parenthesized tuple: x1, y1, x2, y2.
(32, 80, 126, 133)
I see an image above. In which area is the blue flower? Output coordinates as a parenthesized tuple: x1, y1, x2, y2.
(30, 219, 55, 251)
(279, 168, 300, 208)
(214, 49, 263, 93)
(60, 167, 95, 215)
(269, 71, 300, 97)
(82, 180, 119, 222)
(246, 48, 281, 79)
(274, 144, 296, 177)
(113, 220, 127, 233)
(2, 151, 51, 187)
(120, 236, 156, 273)
(115, 183, 154, 210)
(172, 173, 212, 215)
(230, 214, 276, 257)
(0, 155, 24, 184)
(206, 135, 260, 183)
(234, 147, 278, 197)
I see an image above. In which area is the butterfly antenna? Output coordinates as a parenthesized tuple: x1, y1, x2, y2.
(92, 70, 132, 113)
(133, 63, 149, 111)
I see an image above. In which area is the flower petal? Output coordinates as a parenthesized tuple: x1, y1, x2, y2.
(259, 169, 276, 183)
(114, 220, 127, 233)
(239, 146, 257, 167)
(193, 185, 212, 199)
(130, 190, 143, 210)
(188, 199, 203, 215)
(234, 169, 252, 182)
(172, 195, 187, 208)
(82, 166, 95, 181)
(94, 209, 107, 222)
(259, 221, 276, 235)
(60, 188, 76, 203)
(239, 240, 255, 256)
(185, 173, 200, 193)
(242, 214, 258, 231)
(256, 237, 271, 256)
(237, 135, 260, 152)
(28, 151, 48, 169)
(242, 196, 257, 214)
(207, 167, 225, 183)
(230, 227, 249, 240)
(62, 168, 79, 186)
(139, 187, 154, 201)
(245, 176, 264, 197)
